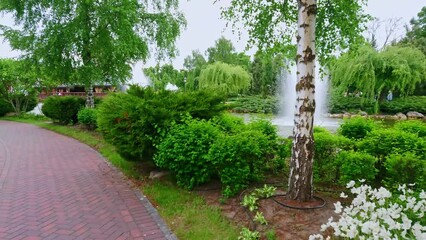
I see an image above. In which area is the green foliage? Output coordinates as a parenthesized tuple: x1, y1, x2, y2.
(384, 152, 426, 190)
(207, 37, 237, 64)
(211, 113, 245, 134)
(254, 185, 277, 199)
(209, 130, 270, 197)
(97, 86, 225, 161)
(0, 59, 39, 115)
(0, 0, 186, 107)
(154, 119, 221, 189)
(400, 7, 426, 55)
(331, 45, 426, 112)
(238, 228, 260, 240)
(329, 94, 375, 114)
(336, 150, 378, 185)
(219, 0, 369, 64)
(241, 195, 259, 212)
(228, 95, 278, 114)
(358, 129, 425, 161)
(0, 98, 12, 116)
(394, 120, 426, 138)
(77, 108, 98, 130)
(253, 211, 268, 225)
(314, 130, 353, 184)
(199, 62, 251, 95)
(143, 64, 186, 91)
(183, 50, 207, 91)
(250, 50, 285, 96)
(380, 96, 426, 114)
(338, 116, 381, 140)
(41, 96, 85, 125)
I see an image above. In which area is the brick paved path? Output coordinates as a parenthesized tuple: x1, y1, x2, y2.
(0, 121, 176, 240)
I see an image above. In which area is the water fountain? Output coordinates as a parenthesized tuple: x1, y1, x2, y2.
(272, 64, 341, 136)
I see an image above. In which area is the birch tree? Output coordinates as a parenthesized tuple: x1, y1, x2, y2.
(0, 0, 185, 108)
(219, 0, 369, 201)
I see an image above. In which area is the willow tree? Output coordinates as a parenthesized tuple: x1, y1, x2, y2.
(199, 61, 250, 96)
(219, 0, 369, 201)
(0, 0, 185, 107)
(332, 45, 426, 111)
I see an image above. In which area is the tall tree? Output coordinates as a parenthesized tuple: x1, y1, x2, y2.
(331, 45, 426, 109)
(0, 58, 38, 115)
(250, 50, 285, 96)
(401, 7, 426, 55)
(183, 50, 207, 91)
(143, 64, 185, 90)
(219, 0, 369, 201)
(206, 36, 237, 64)
(0, 0, 186, 107)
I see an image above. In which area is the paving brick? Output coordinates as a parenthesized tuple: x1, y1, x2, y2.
(0, 121, 175, 240)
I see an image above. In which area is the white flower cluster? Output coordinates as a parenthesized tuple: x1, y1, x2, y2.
(310, 181, 426, 240)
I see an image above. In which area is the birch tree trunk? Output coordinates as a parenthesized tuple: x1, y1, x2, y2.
(85, 84, 95, 108)
(287, 0, 317, 201)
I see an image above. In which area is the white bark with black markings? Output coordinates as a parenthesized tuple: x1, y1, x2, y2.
(287, 0, 317, 201)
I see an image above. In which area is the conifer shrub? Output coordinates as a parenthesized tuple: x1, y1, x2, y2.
(97, 86, 225, 161)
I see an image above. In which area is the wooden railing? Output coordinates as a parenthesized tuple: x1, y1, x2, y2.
(39, 92, 108, 99)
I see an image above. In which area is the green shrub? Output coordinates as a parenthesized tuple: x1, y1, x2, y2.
(228, 95, 278, 114)
(314, 130, 353, 184)
(211, 113, 246, 134)
(97, 86, 225, 161)
(329, 95, 375, 114)
(384, 152, 425, 190)
(380, 96, 426, 114)
(270, 137, 292, 175)
(41, 96, 85, 124)
(154, 119, 221, 189)
(336, 150, 378, 185)
(97, 93, 142, 160)
(338, 116, 381, 140)
(0, 98, 12, 116)
(394, 120, 426, 138)
(358, 128, 425, 183)
(358, 129, 425, 160)
(77, 108, 98, 130)
(247, 118, 278, 142)
(209, 130, 270, 197)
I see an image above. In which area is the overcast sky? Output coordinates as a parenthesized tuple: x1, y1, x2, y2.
(1, 0, 425, 84)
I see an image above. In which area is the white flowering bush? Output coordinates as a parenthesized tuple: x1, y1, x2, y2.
(310, 181, 426, 240)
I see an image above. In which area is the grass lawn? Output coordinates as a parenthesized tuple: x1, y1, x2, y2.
(1, 116, 240, 240)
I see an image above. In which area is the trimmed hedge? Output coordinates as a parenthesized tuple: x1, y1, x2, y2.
(380, 96, 426, 114)
(227, 95, 278, 114)
(329, 95, 375, 114)
(41, 96, 85, 124)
